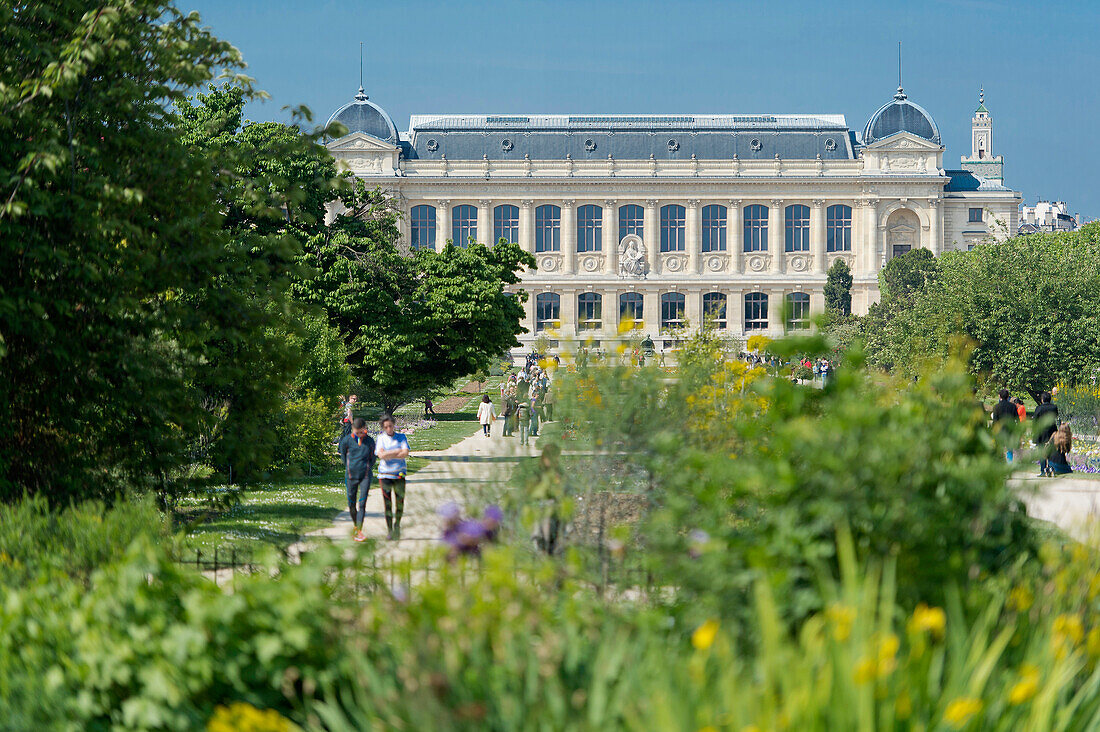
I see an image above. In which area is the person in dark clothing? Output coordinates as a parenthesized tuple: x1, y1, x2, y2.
(991, 389, 1019, 462)
(1048, 424, 1073, 475)
(337, 418, 376, 542)
(1033, 391, 1060, 477)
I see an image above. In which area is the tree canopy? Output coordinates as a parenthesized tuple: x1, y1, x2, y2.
(824, 259, 853, 316)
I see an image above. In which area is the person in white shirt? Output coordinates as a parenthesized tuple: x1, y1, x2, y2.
(476, 394, 496, 437)
(374, 415, 411, 541)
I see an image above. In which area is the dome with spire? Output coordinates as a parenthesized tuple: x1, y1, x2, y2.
(325, 86, 400, 144)
(862, 86, 941, 146)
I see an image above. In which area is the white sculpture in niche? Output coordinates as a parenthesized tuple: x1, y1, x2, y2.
(618, 234, 648, 279)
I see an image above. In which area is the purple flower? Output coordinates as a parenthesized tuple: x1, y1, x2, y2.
(484, 505, 504, 523)
(438, 501, 462, 521)
(688, 529, 710, 559)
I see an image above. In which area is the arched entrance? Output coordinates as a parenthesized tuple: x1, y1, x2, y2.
(884, 209, 921, 261)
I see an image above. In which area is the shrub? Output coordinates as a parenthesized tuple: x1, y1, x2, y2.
(271, 392, 337, 473)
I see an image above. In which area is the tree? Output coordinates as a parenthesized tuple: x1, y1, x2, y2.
(879, 247, 939, 300)
(0, 1, 299, 503)
(295, 201, 535, 414)
(862, 225, 1100, 400)
(824, 259, 853, 315)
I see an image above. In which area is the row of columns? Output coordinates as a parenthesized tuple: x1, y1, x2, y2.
(527, 287, 827, 336)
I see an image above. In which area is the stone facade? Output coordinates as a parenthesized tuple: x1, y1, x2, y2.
(324, 87, 1021, 350)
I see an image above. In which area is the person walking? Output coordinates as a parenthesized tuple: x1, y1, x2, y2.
(477, 394, 496, 437)
(991, 389, 1019, 462)
(1033, 391, 1059, 476)
(424, 396, 436, 418)
(374, 415, 410, 540)
(528, 392, 540, 438)
(337, 417, 375, 542)
(517, 399, 532, 446)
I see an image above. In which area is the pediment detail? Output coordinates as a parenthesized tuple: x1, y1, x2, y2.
(327, 131, 399, 153)
(863, 131, 943, 151)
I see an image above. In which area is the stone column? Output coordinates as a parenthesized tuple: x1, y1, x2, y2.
(731, 288, 745, 337)
(478, 199, 492, 246)
(642, 286, 659, 335)
(811, 199, 827, 274)
(436, 200, 451, 249)
(603, 200, 617, 275)
(606, 288, 620, 334)
(769, 199, 783, 273)
(687, 199, 701, 274)
(560, 287, 577, 338)
(729, 200, 743, 274)
(519, 200, 534, 272)
(862, 200, 878, 276)
(685, 288, 702, 333)
(771, 288, 787, 335)
(928, 198, 941, 256)
(561, 200, 576, 275)
(644, 199, 659, 275)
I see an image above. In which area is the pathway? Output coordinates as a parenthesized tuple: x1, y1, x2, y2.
(290, 421, 541, 563)
(1016, 473, 1100, 541)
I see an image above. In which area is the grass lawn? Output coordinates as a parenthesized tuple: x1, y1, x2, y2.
(176, 387, 494, 555)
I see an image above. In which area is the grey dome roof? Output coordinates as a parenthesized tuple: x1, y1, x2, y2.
(325, 87, 399, 144)
(862, 87, 940, 146)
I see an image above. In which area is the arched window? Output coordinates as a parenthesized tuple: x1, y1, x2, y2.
(786, 292, 811, 330)
(703, 292, 727, 329)
(577, 204, 603, 253)
(494, 204, 519, 244)
(619, 292, 644, 328)
(660, 292, 686, 332)
(452, 204, 477, 247)
(619, 204, 644, 239)
(702, 205, 727, 252)
(743, 204, 769, 252)
(827, 204, 852, 252)
(744, 292, 769, 330)
(535, 293, 560, 331)
(578, 292, 602, 330)
(410, 204, 436, 251)
(535, 204, 561, 252)
(661, 204, 686, 252)
(785, 204, 810, 252)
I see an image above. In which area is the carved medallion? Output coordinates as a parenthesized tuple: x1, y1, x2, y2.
(705, 254, 728, 272)
(747, 254, 769, 272)
(539, 255, 560, 273)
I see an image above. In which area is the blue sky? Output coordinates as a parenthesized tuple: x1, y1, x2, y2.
(183, 0, 1099, 218)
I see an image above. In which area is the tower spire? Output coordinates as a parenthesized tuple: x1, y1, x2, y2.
(894, 42, 907, 100)
(355, 42, 368, 101)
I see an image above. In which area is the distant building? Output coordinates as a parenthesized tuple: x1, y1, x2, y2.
(1019, 200, 1080, 234)
(323, 84, 1020, 346)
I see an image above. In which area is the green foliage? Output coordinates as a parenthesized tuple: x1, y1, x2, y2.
(825, 257, 853, 315)
(287, 313, 351, 405)
(296, 210, 535, 413)
(272, 392, 337, 472)
(879, 246, 939, 299)
(862, 225, 1100, 400)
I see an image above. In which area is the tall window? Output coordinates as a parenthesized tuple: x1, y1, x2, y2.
(452, 204, 477, 247)
(785, 205, 810, 252)
(494, 204, 519, 244)
(826, 204, 852, 252)
(702, 204, 727, 252)
(619, 204, 644, 239)
(660, 292, 686, 332)
(578, 292, 602, 330)
(535, 293, 560, 332)
(661, 204, 686, 252)
(743, 204, 769, 252)
(969, 207, 983, 223)
(703, 292, 727, 329)
(535, 204, 561, 252)
(745, 293, 769, 330)
(619, 292, 644, 328)
(786, 292, 811, 330)
(410, 204, 436, 251)
(577, 204, 603, 253)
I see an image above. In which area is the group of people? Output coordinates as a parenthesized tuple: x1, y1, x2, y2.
(991, 389, 1073, 476)
(475, 364, 554, 445)
(336, 415, 411, 541)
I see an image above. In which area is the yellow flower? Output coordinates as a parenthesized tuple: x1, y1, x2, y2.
(1008, 585, 1034, 612)
(942, 697, 982, 728)
(895, 691, 912, 720)
(1087, 627, 1100, 658)
(698, 727, 719, 732)
(826, 603, 855, 641)
(908, 603, 946, 639)
(207, 702, 297, 732)
(692, 619, 720, 651)
(1008, 664, 1040, 705)
(854, 657, 877, 684)
(1054, 614, 1085, 645)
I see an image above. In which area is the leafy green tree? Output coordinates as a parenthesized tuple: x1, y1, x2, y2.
(824, 258, 853, 315)
(879, 247, 939, 299)
(863, 225, 1100, 400)
(0, 1, 299, 502)
(297, 211, 535, 413)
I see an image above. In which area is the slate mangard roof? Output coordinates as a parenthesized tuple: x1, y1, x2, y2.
(403, 113, 858, 161)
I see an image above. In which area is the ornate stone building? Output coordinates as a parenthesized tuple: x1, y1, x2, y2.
(325, 85, 1020, 349)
